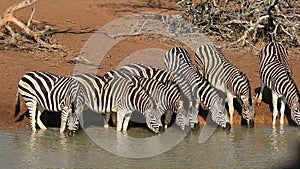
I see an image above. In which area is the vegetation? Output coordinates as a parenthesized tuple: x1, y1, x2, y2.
(177, 0, 300, 51)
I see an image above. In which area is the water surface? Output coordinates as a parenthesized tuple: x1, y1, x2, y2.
(0, 125, 300, 169)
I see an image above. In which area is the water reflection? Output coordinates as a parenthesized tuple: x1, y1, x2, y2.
(0, 125, 299, 168)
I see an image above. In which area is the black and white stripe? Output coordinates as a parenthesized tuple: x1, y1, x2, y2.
(258, 42, 300, 125)
(15, 71, 85, 137)
(118, 63, 175, 84)
(73, 72, 164, 133)
(117, 63, 184, 129)
(164, 47, 231, 130)
(195, 44, 254, 127)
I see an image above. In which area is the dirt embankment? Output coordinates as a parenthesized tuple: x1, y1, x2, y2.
(1, 0, 299, 130)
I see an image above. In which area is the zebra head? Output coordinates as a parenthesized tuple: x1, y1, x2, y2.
(188, 101, 200, 130)
(145, 112, 164, 134)
(175, 101, 198, 132)
(175, 108, 190, 132)
(67, 83, 86, 137)
(67, 109, 80, 138)
(290, 102, 300, 125)
(240, 94, 255, 128)
(210, 98, 231, 130)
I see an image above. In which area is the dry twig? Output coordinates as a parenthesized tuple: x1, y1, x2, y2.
(178, 0, 300, 52)
(0, 0, 64, 51)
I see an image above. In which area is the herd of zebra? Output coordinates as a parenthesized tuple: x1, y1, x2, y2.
(14, 42, 300, 137)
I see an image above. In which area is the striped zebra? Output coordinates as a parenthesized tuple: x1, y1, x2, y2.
(257, 42, 292, 105)
(117, 63, 185, 129)
(73, 73, 164, 133)
(104, 69, 183, 130)
(164, 47, 231, 130)
(195, 44, 255, 127)
(15, 71, 85, 137)
(257, 42, 300, 125)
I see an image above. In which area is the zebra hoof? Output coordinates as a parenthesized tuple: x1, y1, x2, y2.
(223, 122, 231, 130)
(67, 130, 76, 138)
(248, 120, 255, 128)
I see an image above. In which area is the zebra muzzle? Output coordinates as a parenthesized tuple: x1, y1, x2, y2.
(192, 122, 199, 131)
(67, 130, 76, 138)
(223, 122, 231, 130)
(248, 119, 255, 128)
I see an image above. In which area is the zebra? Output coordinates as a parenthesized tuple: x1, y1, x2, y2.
(257, 42, 292, 105)
(195, 43, 255, 127)
(164, 47, 231, 130)
(73, 73, 164, 133)
(14, 71, 85, 137)
(257, 42, 300, 125)
(104, 69, 183, 131)
(117, 63, 185, 129)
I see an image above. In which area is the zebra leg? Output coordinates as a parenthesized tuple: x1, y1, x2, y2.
(272, 93, 279, 125)
(27, 101, 37, 132)
(36, 107, 47, 130)
(122, 113, 132, 132)
(227, 92, 234, 124)
(111, 112, 117, 127)
(164, 110, 173, 129)
(279, 100, 285, 125)
(60, 108, 70, 133)
(256, 83, 265, 106)
(103, 112, 110, 128)
(116, 112, 125, 132)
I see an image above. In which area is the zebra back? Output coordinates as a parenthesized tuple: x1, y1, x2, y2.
(118, 63, 176, 83)
(195, 44, 226, 91)
(259, 42, 291, 76)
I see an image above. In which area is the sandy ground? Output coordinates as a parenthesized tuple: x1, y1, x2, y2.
(1, 0, 299, 130)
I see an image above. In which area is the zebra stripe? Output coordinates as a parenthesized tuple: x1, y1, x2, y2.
(164, 47, 231, 130)
(258, 42, 291, 76)
(106, 69, 183, 130)
(257, 42, 292, 105)
(258, 42, 300, 125)
(117, 63, 184, 129)
(15, 71, 85, 137)
(118, 63, 175, 83)
(73, 73, 163, 133)
(195, 44, 254, 127)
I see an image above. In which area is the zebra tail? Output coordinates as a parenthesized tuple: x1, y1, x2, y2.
(14, 91, 20, 119)
(14, 91, 27, 122)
